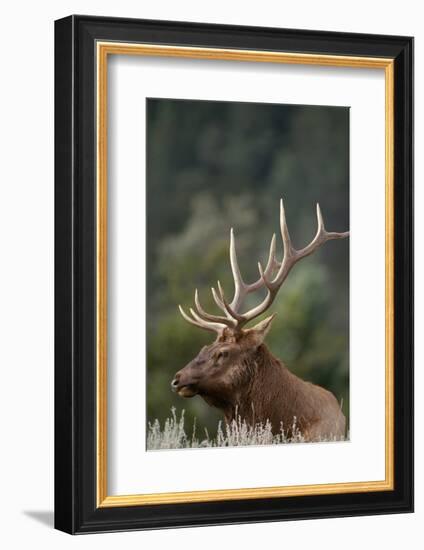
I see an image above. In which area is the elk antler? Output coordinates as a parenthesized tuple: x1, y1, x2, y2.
(179, 199, 349, 333)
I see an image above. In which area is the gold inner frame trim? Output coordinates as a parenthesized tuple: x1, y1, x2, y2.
(96, 42, 395, 508)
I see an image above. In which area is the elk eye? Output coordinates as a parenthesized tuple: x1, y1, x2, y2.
(217, 350, 229, 360)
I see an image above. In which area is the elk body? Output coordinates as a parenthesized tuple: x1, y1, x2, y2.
(172, 200, 348, 441)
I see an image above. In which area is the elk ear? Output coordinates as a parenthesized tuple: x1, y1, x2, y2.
(245, 314, 276, 347)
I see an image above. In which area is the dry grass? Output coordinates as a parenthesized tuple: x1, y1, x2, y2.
(147, 408, 345, 450)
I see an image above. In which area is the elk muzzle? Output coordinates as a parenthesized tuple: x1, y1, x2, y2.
(171, 368, 199, 398)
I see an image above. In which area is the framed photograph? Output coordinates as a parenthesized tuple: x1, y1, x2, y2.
(54, 15, 413, 534)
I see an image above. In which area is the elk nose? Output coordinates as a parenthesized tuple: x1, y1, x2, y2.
(171, 374, 180, 391)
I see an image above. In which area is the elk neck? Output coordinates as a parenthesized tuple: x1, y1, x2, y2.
(219, 344, 295, 429)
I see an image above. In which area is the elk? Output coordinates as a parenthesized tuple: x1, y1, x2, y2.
(171, 200, 349, 441)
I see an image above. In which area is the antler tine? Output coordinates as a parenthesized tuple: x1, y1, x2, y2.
(264, 233, 279, 273)
(191, 307, 229, 332)
(211, 286, 225, 310)
(229, 228, 245, 311)
(194, 289, 236, 328)
(229, 229, 279, 312)
(279, 198, 294, 258)
(217, 280, 245, 323)
(210, 282, 238, 322)
(178, 305, 226, 333)
(316, 203, 350, 240)
(295, 203, 350, 260)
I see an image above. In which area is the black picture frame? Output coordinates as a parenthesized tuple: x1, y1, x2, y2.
(55, 15, 413, 534)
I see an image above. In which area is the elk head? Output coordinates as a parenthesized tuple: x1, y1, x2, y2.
(171, 199, 349, 409)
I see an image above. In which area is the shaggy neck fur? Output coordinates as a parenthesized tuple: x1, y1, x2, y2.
(200, 340, 346, 441)
(203, 344, 305, 436)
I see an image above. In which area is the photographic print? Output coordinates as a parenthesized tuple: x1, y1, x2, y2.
(146, 98, 350, 450)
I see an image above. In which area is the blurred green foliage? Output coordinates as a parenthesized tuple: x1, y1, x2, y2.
(146, 98, 349, 437)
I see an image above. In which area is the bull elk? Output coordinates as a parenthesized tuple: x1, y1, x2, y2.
(171, 200, 349, 441)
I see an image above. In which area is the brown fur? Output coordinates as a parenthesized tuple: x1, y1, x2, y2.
(172, 321, 346, 441)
